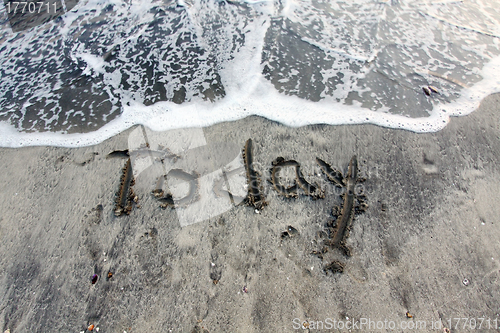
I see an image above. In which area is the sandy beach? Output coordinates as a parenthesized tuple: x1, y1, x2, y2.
(0, 93, 499, 332)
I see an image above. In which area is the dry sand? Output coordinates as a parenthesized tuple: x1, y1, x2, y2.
(0, 94, 500, 332)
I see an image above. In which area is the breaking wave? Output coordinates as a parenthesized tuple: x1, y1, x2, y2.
(0, 0, 499, 147)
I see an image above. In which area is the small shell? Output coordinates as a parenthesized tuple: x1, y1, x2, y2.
(88, 324, 95, 331)
(428, 85, 439, 94)
(91, 274, 98, 284)
(422, 86, 431, 96)
(406, 311, 413, 318)
(107, 272, 113, 279)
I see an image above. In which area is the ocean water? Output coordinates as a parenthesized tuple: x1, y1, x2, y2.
(0, 0, 500, 147)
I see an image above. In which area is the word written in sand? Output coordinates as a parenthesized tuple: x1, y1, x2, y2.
(113, 139, 368, 273)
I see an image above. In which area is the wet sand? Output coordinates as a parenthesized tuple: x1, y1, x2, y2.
(0, 93, 499, 332)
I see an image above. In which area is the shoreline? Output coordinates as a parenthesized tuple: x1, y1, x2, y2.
(3, 54, 500, 149)
(0, 93, 499, 332)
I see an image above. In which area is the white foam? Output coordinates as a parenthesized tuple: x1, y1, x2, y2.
(74, 53, 107, 75)
(1, 0, 500, 147)
(2, 55, 499, 148)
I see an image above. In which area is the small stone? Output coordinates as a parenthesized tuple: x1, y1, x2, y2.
(91, 274, 98, 284)
(287, 225, 298, 236)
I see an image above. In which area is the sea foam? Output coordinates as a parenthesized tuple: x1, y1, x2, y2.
(0, 0, 499, 147)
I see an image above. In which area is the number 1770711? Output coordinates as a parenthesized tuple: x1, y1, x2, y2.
(6, 1, 58, 14)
